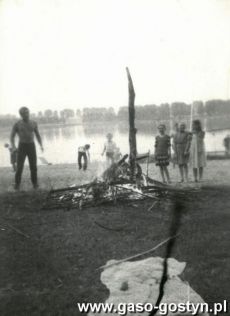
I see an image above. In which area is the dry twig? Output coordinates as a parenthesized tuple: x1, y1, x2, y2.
(0, 222, 30, 238)
(147, 201, 158, 212)
(94, 221, 125, 232)
(97, 234, 179, 270)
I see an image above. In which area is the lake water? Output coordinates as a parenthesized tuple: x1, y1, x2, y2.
(0, 122, 229, 167)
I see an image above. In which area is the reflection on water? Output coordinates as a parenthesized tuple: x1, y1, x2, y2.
(60, 126, 77, 140)
(0, 122, 229, 167)
(42, 127, 61, 142)
(83, 122, 116, 136)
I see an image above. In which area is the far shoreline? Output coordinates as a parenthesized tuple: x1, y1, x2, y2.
(1, 119, 230, 133)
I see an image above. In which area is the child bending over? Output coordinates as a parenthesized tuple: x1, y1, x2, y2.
(78, 144, 90, 171)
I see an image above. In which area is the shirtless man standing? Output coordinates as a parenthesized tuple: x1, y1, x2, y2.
(10, 107, 44, 190)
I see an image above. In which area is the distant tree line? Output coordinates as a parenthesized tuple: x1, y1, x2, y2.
(82, 107, 116, 122)
(33, 109, 76, 124)
(117, 100, 229, 121)
(0, 99, 230, 127)
(117, 104, 171, 121)
(0, 114, 17, 127)
(0, 109, 78, 126)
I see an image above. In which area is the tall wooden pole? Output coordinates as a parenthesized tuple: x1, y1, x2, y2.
(126, 67, 137, 181)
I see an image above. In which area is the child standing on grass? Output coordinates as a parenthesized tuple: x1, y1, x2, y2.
(171, 123, 179, 168)
(4, 143, 17, 172)
(223, 134, 230, 155)
(101, 133, 117, 166)
(154, 124, 171, 183)
(173, 123, 191, 183)
(190, 120, 206, 182)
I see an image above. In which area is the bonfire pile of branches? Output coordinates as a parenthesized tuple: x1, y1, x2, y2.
(43, 155, 199, 211)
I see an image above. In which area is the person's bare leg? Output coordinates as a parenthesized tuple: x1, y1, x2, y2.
(164, 166, 171, 183)
(199, 167, 203, 181)
(184, 164, 188, 182)
(159, 166, 166, 183)
(193, 168, 198, 182)
(179, 165, 184, 182)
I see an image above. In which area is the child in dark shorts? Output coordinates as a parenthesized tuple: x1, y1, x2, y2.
(154, 124, 171, 183)
(4, 143, 17, 172)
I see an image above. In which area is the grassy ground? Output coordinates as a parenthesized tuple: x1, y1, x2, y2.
(0, 161, 229, 316)
(0, 159, 230, 192)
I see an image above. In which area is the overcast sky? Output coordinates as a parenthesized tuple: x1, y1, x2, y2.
(0, 0, 230, 115)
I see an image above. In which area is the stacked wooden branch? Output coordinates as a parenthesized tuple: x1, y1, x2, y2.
(43, 157, 199, 211)
(44, 180, 153, 210)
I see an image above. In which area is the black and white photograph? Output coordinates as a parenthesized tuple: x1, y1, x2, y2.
(0, 0, 229, 315)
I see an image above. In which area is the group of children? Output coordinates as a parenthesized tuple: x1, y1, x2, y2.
(78, 120, 206, 183)
(155, 120, 206, 183)
(78, 133, 121, 171)
(79, 119, 206, 184)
